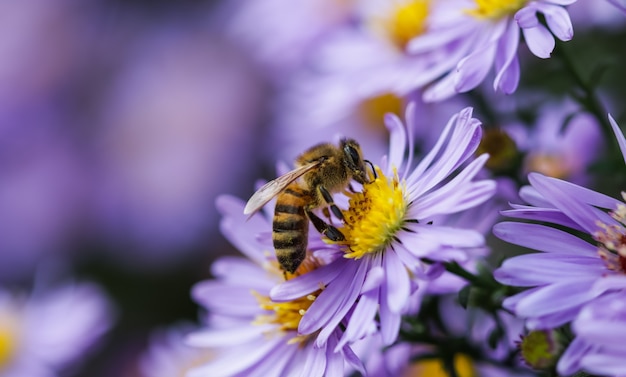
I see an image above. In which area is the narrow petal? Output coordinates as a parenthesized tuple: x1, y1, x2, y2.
(522, 24, 555, 58)
(361, 265, 385, 293)
(423, 71, 458, 102)
(591, 275, 626, 295)
(494, 22, 520, 94)
(337, 288, 379, 350)
(187, 338, 282, 377)
(186, 326, 269, 347)
(384, 251, 410, 313)
(379, 281, 401, 346)
(537, 2, 573, 41)
(609, 114, 626, 164)
(556, 337, 591, 376)
(529, 174, 620, 233)
(296, 262, 358, 334)
(514, 280, 598, 317)
(529, 172, 621, 210)
(310, 261, 367, 345)
(299, 343, 327, 377)
(455, 43, 497, 93)
(495, 253, 606, 286)
(501, 206, 585, 232)
(270, 259, 344, 301)
(492, 222, 597, 255)
(385, 113, 407, 171)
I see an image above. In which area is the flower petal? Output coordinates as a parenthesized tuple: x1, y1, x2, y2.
(492, 222, 596, 254)
(522, 24, 555, 58)
(609, 114, 626, 164)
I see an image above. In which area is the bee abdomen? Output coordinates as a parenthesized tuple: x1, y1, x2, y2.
(273, 187, 310, 273)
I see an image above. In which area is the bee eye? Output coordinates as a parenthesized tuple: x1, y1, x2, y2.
(346, 145, 361, 166)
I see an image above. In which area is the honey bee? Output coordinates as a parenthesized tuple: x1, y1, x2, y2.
(244, 139, 373, 273)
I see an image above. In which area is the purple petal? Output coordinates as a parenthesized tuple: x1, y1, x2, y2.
(529, 172, 621, 210)
(337, 288, 379, 350)
(492, 222, 597, 254)
(245, 342, 296, 377)
(529, 173, 620, 233)
(494, 22, 520, 94)
(514, 280, 598, 317)
(422, 71, 458, 102)
(211, 257, 276, 290)
(515, 6, 540, 28)
(340, 343, 366, 375)
(537, 2, 574, 41)
(543, 0, 576, 4)
(384, 251, 410, 313)
(556, 337, 591, 376)
(192, 281, 259, 315)
(270, 259, 344, 301)
(495, 253, 606, 286)
(186, 325, 268, 347)
(299, 342, 327, 377)
(609, 114, 626, 164)
(522, 24, 555, 58)
(385, 113, 407, 172)
(501, 206, 585, 232)
(324, 332, 343, 377)
(591, 275, 626, 295)
(313, 261, 369, 346)
(455, 43, 497, 93)
(361, 263, 384, 293)
(526, 306, 582, 329)
(379, 280, 401, 346)
(187, 337, 282, 377)
(580, 354, 626, 377)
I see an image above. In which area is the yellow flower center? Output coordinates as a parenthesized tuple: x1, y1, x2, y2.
(0, 316, 18, 368)
(373, 0, 430, 50)
(466, 0, 527, 20)
(524, 153, 571, 180)
(404, 354, 476, 377)
(359, 93, 404, 133)
(337, 166, 409, 259)
(519, 330, 563, 370)
(594, 193, 626, 273)
(251, 257, 323, 344)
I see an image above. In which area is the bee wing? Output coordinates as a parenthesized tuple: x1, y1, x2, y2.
(243, 161, 321, 216)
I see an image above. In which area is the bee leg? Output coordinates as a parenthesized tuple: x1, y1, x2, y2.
(306, 210, 345, 241)
(319, 186, 345, 222)
(347, 184, 356, 193)
(321, 207, 335, 225)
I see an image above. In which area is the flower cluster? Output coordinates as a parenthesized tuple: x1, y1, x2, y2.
(187, 106, 498, 375)
(4, 1, 624, 376)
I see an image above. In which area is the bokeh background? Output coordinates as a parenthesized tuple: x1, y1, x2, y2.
(1, 1, 626, 376)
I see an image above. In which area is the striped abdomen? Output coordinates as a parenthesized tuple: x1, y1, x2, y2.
(273, 184, 310, 273)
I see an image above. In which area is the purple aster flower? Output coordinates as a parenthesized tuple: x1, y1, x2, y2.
(0, 281, 114, 376)
(493, 115, 626, 331)
(185, 195, 364, 377)
(270, 105, 496, 349)
(557, 291, 626, 376)
(503, 101, 603, 185)
(408, 0, 577, 102)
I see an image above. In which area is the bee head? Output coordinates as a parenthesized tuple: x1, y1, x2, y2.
(341, 138, 369, 184)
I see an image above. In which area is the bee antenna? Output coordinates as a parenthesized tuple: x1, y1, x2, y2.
(364, 159, 377, 179)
